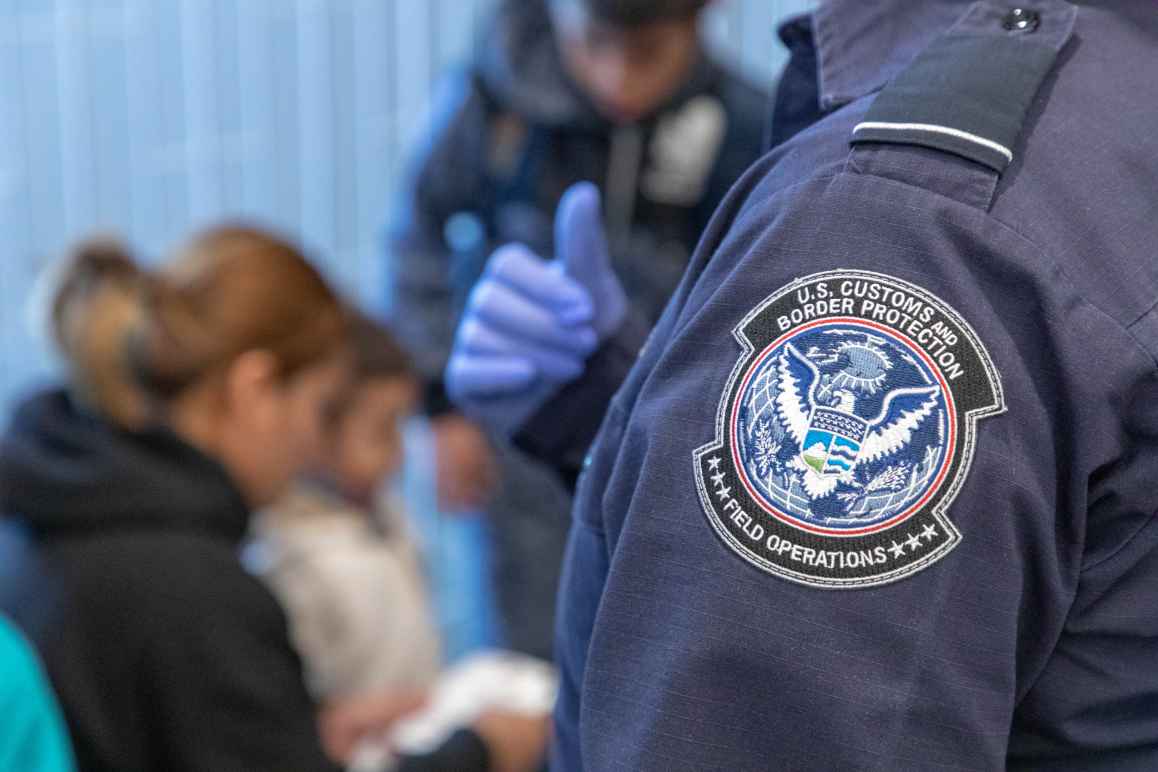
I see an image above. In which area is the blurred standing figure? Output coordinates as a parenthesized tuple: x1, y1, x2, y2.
(386, 0, 769, 658)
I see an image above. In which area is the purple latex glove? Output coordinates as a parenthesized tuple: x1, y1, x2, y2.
(445, 182, 627, 434)
(555, 181, 628, 339)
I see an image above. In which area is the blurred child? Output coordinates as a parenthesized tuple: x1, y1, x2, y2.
(252, 314, 549, 770)
(252, 316, 438, 699)
(386, 0, 771, 659)
(0, 230, 540, 772)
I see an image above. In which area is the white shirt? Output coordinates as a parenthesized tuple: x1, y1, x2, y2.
(250, 484, 442, 700)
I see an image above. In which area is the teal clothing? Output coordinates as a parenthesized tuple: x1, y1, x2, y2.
(0, 617, 75, 772)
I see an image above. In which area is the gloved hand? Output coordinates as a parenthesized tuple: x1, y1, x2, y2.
(554, 181, 627, 339)
(445, 181, 627, 434)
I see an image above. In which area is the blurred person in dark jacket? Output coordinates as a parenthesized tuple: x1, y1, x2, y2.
(386, 0, 769, 658)
(0, 231, 542, 772)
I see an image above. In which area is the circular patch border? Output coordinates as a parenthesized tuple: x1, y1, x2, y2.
(693, 270, 1005, 589)
(729, 317, 958, 537)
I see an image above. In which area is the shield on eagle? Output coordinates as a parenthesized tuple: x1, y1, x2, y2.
(800, 406, 870, 477)
(695, 270, 1007, 588)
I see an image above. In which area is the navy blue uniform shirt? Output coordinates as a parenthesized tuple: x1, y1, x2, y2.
(533, 1, 1158, 769)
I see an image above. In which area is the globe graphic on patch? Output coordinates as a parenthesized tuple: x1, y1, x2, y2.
(732, 322, 953, 533)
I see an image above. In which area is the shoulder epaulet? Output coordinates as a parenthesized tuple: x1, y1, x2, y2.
(851, 2, 1077, 173)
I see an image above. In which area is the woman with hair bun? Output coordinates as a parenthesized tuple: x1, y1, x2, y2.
(0, 227, 535, 772)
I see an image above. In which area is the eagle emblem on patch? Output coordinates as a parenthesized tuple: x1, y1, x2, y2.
(694, 270, 1004, 588)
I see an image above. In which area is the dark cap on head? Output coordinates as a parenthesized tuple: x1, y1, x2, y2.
(564, 0, 710, 26)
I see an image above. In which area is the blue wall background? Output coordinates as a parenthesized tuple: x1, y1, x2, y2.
(0, 0, 814, 409)
(0, 0, 817, 657)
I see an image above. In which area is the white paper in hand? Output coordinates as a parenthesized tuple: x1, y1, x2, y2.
(348, 650, 557, 771)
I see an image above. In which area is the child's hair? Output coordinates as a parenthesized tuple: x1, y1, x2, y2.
(49, 225, 348, 428)
(563, 0, 710, 26)
(345, 313, 413, 384)
(323, 313, 413, 427)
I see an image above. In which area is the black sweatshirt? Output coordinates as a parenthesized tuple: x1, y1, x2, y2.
(0, 390, 488, 772)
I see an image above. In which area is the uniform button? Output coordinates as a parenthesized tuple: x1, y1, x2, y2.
(1002, 8, 1040, 33)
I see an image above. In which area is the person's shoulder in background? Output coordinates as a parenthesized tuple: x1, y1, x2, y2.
(688, 52, 772, 219)
(0, 615, 76, 772)
(708, 57, 769, 144)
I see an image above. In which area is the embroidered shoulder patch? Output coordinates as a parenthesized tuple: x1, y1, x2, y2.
(694, 270, 1004, 588)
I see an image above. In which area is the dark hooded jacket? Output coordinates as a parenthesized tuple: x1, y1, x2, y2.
(0, 390, 488, 772)
(385, 0, 769, 412)
(383, 0, 770, 660)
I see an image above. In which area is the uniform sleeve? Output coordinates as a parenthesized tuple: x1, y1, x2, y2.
(384, 71, 493, 416)
(550, 103, 1158, 768)
(513, 309, 650, 488)
(550, 517, 610, 772)
(548, 162, 759, 764)
(140, 555, 342, 772)
(1008, 371, 1158, 770)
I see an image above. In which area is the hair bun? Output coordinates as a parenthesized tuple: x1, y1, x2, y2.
(49, 235, 152, 426)
(52, 236, 141, 316)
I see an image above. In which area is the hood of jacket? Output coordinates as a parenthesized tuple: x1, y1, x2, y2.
(0, 389, 250, 543)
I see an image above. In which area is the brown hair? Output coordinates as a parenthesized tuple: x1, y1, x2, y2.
(344, 313, 412, 384)
(50, 225, 348, 428)
(323, 313, 414, 426)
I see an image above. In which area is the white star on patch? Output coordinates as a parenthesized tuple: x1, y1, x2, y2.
(691, 269, 1006, 589)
